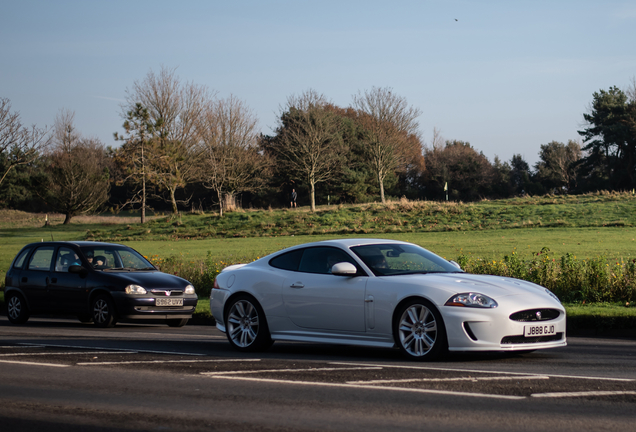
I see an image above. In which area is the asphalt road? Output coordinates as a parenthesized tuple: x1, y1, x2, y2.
(0, 316, 635, 432)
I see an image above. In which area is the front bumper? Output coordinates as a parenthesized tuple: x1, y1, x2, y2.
(443, 301, 567, 352)
(112, 292, 198, 320)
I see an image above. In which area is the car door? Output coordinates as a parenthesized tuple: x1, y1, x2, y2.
(19, 246, 55, 311)
(49, 246, 88, 313)
(281, 247, 367, 332)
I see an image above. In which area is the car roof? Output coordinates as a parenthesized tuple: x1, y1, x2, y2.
(24, 241, 127, 248)
(285, 238, 413, 250)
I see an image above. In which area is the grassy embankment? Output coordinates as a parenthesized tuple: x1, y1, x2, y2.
(1, 192, 636, 333)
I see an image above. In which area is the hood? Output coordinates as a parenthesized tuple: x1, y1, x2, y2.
(97, 270, 191, 289)
(394, 273, 551, 299)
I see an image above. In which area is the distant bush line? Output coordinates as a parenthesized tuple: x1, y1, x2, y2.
(152, 248, 636, 304)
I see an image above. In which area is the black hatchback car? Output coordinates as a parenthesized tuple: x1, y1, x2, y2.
(4, 241, 198, 327)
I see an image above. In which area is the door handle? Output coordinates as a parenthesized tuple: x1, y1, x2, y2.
(51, 277, 57, 284)
(21, 277, 28, 283)
(290, 282, 304, 288)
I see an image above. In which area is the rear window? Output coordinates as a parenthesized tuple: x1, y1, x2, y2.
(269, 249, 303, 271)
(12, 248, 32, 269)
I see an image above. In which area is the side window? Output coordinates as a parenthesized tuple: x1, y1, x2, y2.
(269, 249, 303, 271)
(12, 248, 32, 269)
(27, 247, 55, 271)
(55, 247, 81, 273)
(298, 247, 358, 275)
(91, 249, 118, 269)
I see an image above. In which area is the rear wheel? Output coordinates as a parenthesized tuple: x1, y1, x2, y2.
(394, 298, 447, 361)
(225, 295, 272, 352)
(167, 318, 189, 327)
(6, 292, 30, 324)
(91, 295, 117, 328)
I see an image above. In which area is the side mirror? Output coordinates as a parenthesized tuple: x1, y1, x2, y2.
(69, 265, 88, 277)
(331, 262, 358, 276)
(449, 260, 462, 270)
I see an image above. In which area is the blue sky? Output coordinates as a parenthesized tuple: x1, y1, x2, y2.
(1, 0, 635, 165)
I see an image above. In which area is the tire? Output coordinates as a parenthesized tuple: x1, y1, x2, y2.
(224, 295, 272, 352)
(167, 318, 189, 327)
(6, 292, 30, 324)
(394, 298, 447, 361)
(91, 295, 117, 328)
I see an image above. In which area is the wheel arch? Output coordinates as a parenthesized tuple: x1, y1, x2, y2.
(3, 287, 31, 311)
(391, 295, 448, 346)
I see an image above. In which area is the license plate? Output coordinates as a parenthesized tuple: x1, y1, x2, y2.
(523, 324, 556, 337)
(156, 298, 183, 307)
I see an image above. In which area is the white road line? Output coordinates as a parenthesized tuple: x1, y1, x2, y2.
(201, 367, 382, 376)
(347, 376, 550, 385)
(204, 375, 525, 400)
(532, 391, 636, 398)
(77, 359, 262, 366)
(0, 359, 70, 368)
(17, 343, 204, 357)
(0, 351, 137, 357)
(330, 362, 636, 382)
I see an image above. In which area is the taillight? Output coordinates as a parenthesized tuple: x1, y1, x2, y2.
(213, 279, 220, 289)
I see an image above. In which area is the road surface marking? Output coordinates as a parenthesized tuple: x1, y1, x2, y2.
(204, 375, 525, 400)
(347, 375, 550, 384)
(0, 359, 70, 368)
(78, 358, 261, 365)
(532, 391, 636, 398)
(202, 366, 382, 376)
(330, 362, 636, 382)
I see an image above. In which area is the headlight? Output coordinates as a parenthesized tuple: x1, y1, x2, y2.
(445, 292, 498, 308)
(125, 284, 147, 294)
(185, 284, 195, 294)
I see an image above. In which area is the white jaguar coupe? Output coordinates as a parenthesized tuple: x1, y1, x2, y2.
(210, 239, 566, 360)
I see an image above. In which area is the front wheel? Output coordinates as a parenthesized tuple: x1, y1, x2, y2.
(91, 295, 117, 328)
(225, 295, 272, 352)
(394, 299, 447, 361)
(6, 292, 30, 324)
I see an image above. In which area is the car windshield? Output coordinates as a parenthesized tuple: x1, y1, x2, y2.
(80, 246, 155, 271)
(351, 243, 463, 276)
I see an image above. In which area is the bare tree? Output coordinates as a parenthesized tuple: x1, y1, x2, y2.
(197, 96, 269, 216)
(47, 109, 110, 224)
(352, 87, 423, 203)
(271, 91, 344, 211)
(352, 87, 422, 136)
(627, 76, 636, 103)
(0, 97, 49, 186)
(121, 66, 213, 213)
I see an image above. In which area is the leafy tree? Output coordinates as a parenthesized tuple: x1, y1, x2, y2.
(534, 140, 581, 192)
(578, 86, 636, 190)
(423, 140, 495, 200)
(113, 103, 159, 223)
(46, 110, 110, 224)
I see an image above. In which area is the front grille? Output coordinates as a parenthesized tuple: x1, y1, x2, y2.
(509, 309, 560, 322)
(501, 333, 563, 344)
(150, 289, 184, 296)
